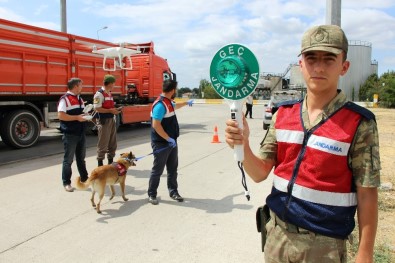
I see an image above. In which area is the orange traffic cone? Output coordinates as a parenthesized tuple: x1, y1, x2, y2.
(211, 125, 221, 143)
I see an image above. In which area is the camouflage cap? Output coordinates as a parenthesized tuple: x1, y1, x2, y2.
(103, 74, 116, 83)
(300, 25, 348, 56)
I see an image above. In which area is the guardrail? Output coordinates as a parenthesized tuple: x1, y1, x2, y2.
(174, 98, 374, 108)
(174, 98, 268, 105)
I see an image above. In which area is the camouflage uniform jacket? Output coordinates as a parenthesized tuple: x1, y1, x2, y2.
(260, 90, 381, 188)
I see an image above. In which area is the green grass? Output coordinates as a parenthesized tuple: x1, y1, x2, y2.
(374, 243, 394, 263)
(348, 185, 395, 263)
(347, 235, 394, 262)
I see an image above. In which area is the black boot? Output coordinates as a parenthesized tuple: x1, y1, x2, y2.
(108, 158, 113, 164)
(98, 160, 103, 167)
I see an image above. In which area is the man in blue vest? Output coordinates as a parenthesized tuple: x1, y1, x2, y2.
(148, 79, 193, 205)
(224, 25, 380, 263)
(58, 78, 89, 192)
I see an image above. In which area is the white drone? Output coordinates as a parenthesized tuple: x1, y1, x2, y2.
(92, 45, 141, 71)
(82, 104, 95, 120)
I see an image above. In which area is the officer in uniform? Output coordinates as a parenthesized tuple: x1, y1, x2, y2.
(93, 74, 121, 166)
(224, 25, 380, 263)
(57, 78, 89, 192)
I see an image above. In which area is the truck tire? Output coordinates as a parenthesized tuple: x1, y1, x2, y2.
(0, 110, 41, 149)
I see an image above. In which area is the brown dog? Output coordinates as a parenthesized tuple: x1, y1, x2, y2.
(75, 151, 136, 213)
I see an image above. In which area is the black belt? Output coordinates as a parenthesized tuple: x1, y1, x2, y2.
(271, 210, 311, 235)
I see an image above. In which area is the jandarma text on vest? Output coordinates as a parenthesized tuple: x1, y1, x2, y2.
(313, 141, 342, 153)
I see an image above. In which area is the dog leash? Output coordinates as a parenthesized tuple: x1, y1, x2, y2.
(133, 145, 172, 161)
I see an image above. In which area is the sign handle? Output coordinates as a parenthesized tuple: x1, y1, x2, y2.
(228, 99, 244, 162)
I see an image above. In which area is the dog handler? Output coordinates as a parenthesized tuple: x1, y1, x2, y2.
(58, 78, 89, 192)
(93, 74, 121, 167)
(147, 79, 193, 205)
(225, 25, 380, 262)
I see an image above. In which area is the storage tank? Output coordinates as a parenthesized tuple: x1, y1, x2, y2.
(339, 40, 378, 101)
(322, 0, 378, 101)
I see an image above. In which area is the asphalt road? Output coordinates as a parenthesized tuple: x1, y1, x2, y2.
(0, 104, 271, 263)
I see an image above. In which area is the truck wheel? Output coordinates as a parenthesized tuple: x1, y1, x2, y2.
(0, 110, 41, 148)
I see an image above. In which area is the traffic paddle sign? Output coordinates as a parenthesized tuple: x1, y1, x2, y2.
(209, 44, 261, 199)
(210, 44, 260, 100)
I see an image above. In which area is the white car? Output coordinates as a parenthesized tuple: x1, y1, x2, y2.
(262, 90, 302, 130)
(263, 100, 273, 130)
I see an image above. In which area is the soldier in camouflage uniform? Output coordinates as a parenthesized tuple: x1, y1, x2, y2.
(225, 25, 380, 263)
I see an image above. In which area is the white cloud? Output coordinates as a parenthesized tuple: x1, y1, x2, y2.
(343, 9, 395, 48)
(0, 6, 58, 30)
(33, 4, 48, 16)
(0, 0, 394, 88)
(343, 0, 394, 9)
(0, 7, 24, 22)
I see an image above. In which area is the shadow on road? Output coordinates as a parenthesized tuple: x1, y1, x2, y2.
(94, 192, 253, 224)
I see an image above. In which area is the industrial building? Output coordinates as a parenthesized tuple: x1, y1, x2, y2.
(257, 0, 379, 102)
(289, 40, 378, 101)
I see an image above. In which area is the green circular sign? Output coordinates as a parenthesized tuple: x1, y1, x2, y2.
(210, 44, 260, 100)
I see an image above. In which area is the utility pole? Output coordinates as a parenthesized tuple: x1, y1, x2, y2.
(60, 0, 67, 32)
(326, 0, 341, 26)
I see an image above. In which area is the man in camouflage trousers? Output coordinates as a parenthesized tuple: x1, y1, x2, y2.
(225, 25, 380, 263)
(93, 74, 121, 166)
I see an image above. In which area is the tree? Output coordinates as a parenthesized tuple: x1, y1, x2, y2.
(379, 72, 395, 108)
(359, 74, 378, 101)
(359, 71, 395, 108)
(192, 88, 199, 98)
(199, 79, 222, 99)
(178, 87, 191, 97)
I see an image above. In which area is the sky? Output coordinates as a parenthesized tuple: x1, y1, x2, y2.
(0, 0, 394, 89)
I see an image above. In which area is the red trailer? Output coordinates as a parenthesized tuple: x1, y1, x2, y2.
(0, 18, 175, 148)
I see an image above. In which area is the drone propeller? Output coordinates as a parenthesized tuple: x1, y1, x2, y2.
(83, 104, 94, 114)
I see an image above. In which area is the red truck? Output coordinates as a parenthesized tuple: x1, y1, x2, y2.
(0, 18, 175, 148)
